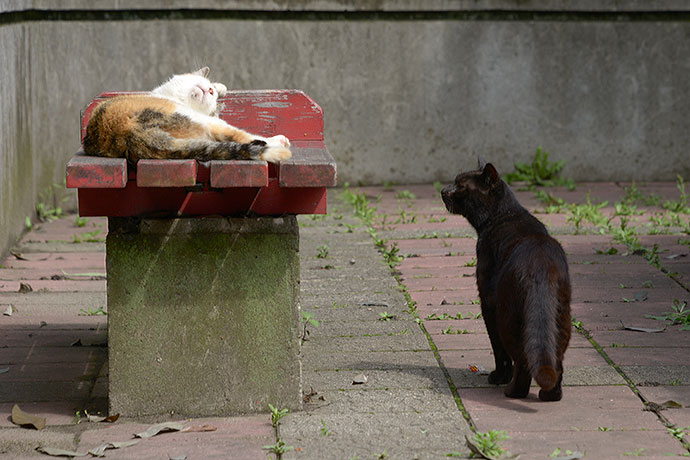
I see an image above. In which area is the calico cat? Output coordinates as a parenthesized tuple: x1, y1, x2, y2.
(441, 160, 571, 401)
(83, 67, 291, 163)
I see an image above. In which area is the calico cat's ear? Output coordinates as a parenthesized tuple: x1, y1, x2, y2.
(477, 156, 487, 170)
(193, 67, 210, 78)
(481, 163, 500, 187)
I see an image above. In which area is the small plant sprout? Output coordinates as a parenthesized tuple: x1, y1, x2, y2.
(75, 216, 88, 227)
(78, 306, 107, 316)
(465, 257, 477, 267)
(316, 244, 329, 259)
(262, 439, 293, 458)
(320, 419, 330, 436)
(268, 404, 289, 427)
(378, 312, 396, 321)
(301, 311, 319, 343)
(667, 425, 689, 441)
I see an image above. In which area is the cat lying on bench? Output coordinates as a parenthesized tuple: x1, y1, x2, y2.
(83, 67, 291, 163)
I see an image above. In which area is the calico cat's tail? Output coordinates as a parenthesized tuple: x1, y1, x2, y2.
(524, 276, 560, 391)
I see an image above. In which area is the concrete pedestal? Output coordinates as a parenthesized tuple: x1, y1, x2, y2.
(105, 216, 302, 417)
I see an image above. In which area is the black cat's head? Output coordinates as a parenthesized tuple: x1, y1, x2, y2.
(441, 161, 503, 229)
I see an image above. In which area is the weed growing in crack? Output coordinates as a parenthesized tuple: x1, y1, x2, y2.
(263, 439, 293, 459)
(663, 175, 690, 214)
(269, 404, 289, 427)
(467, 429, 510, 458)
(505, 147, 574, 190)
(645, 299, 690, 330)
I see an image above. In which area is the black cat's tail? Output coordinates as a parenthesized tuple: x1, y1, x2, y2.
(524, 274, 560, 391)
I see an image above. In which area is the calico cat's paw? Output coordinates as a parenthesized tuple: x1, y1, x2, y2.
(266, 135, 291, 148)
(260, 146, 292, 163)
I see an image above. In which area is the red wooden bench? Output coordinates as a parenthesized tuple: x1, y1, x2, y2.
(64, 90, 335, 416)
(66, 90, 336, 216)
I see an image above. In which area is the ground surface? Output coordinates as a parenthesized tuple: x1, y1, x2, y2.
(1, 181, 690, 459)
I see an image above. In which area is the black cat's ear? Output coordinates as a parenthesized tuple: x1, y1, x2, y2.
(193, 67, 210, 78)
(481, 163, 500, 186)
(477, 156, 487, 170)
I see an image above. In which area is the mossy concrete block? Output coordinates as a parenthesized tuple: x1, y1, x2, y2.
(106, 216, 302, 417)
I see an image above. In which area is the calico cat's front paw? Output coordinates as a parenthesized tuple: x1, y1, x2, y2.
(266, 135, 290, 148)
(260, 146, 292, 163)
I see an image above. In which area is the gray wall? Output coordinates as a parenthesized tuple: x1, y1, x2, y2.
(2, 1, 690, 257)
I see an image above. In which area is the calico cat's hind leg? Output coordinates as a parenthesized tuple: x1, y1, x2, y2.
(504, 361, 531, 399)
(538, 362, 564, 402)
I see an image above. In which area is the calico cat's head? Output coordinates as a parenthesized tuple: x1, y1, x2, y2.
(152, 67, 228, 116)
(441, 159, 504, 229)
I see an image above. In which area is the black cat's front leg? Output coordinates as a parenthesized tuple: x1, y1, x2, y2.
(482, 301, 512, 385)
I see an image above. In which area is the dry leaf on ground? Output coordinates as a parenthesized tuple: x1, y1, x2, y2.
(135, 421, 185, 438)
(11, 404, 46, 430)
(36, 446, 87, 457)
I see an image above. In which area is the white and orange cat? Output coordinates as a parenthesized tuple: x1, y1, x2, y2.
(83, 67, 291, 163)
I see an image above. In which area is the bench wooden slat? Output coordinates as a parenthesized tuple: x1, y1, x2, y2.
(279, 141, 337, 188)
(210, 160, 268, 188)
(136, 159, 197, 187)
(75, 181, 326, 217)
(66, 153, 127, 189)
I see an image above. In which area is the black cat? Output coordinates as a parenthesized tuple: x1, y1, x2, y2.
(441, 161, 571, 401)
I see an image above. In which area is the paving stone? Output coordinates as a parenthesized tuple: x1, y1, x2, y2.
(623, 366, 690, 386)
(302, 367, 448, 392)
(306, 333, 429, 352)
(503, 429, 688, 459)
(281, 412, 471, 460)
(76, 416, 273, 460)
(303, 350, 440, 372)
(0, 428, 76, 458)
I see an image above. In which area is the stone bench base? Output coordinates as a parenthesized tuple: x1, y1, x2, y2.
(106, 216, 302, 417)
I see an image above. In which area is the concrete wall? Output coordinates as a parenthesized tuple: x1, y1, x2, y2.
(1, 1, 690, 256)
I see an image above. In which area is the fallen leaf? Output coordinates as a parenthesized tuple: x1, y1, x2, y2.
(86, 413, 120, 423)
(71, 339, 82, 347)
(181, 424, 217, 433)
(552, 452, 584, 460)
(667, 253, 688, 260)
(89, 439, 140, 457)
(135, 421, 185, 438)
(621, 322, 666, 333)
(40, 321, 47, 328)
(0, 367, 9, 374)
(352, 373, 368, 385)
(634, 291, 648, 302)
(659, 400, 684, 409)
(465, 435, 520, 460)
(18, 282, 33, 293)
(60, 269, 106, 280)
(36, 446, 88, 457)
(3, 305, 13, 316)
(10, 251, 29, 261)
(11, 404, 46, 430)
(169, 456, 187, 460)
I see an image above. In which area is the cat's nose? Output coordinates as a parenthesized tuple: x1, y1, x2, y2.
(208, 87, 214, 95)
